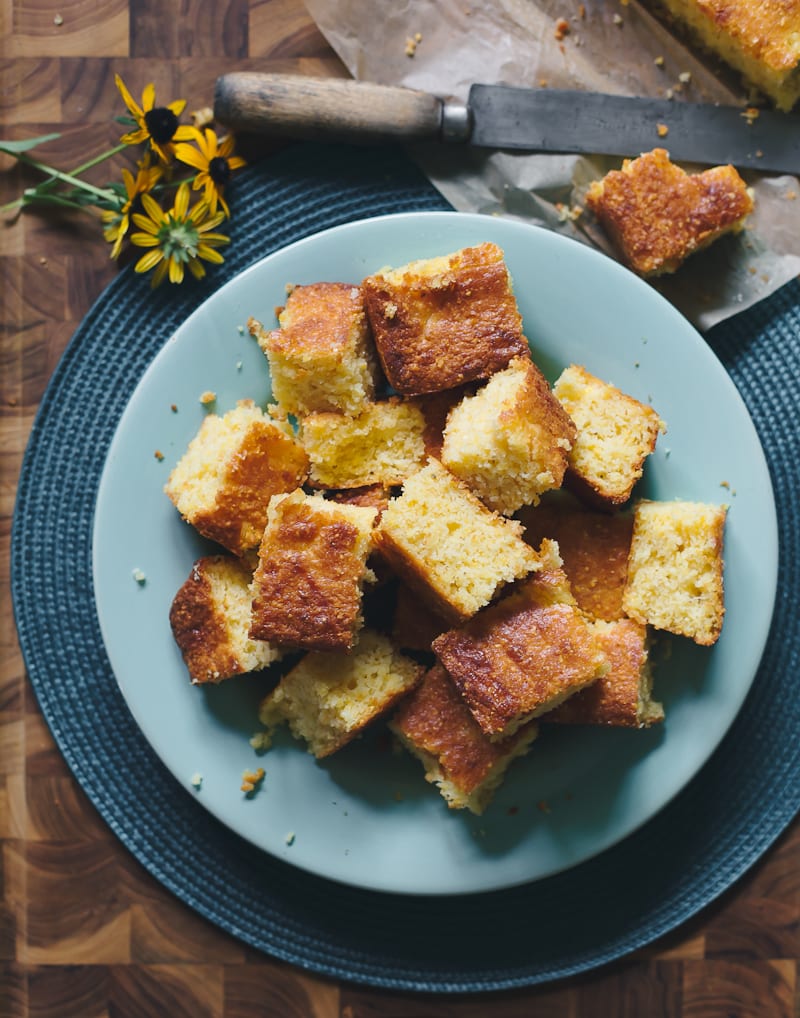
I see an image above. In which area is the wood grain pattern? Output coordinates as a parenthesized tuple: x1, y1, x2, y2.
(1, 2, 798, 1015)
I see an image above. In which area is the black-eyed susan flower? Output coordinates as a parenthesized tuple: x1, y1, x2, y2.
(101, 155, 163, 259)
(115, 73, 195, 164)
(130, 181, 229, 287)
(173, 127, 246, 217)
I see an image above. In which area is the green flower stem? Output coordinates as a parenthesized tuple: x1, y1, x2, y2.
(1, 147, 126, 214)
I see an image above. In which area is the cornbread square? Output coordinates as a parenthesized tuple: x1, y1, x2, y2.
(248, 282, 378, 417)
(249, 489, 377, 652)
(442, 356, 577, 515)
(301, 398, 427, 489)
(585, 149, 754, 277)
(545, 619, 664, 727)
(169, 555, 282, 684)
(362, 242, 529, 395)
(645, 0, 800, 111)
(375, 458, 541, 625)
(390, 663, 539, 815)
(391, 581, 450, 652)
(257, 629, 424, 757)
(553, 365, 666, 509)
(623, 499, 727, 645)
(517, 497, 634, 621)
(164, 400, 309, 557)
(432, 540, 609, 740)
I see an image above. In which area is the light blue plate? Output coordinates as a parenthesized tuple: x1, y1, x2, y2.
(92, 212, 777, 896)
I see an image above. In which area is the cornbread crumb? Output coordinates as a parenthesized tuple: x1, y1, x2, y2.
(585, 148, 754, 276)
(170, 555, 283, 684)
(375, 458, 540, 624)
(250, 730, 271, 752)
(164, 400, 309, 557)
(241, 767, 265, 795)
(154, 450, 164, 461)
(656, 123, 669, 137)
(258, 630, 423, 757)
(190, 772, 203, 789)
(285, 831, 296, 845)
(555, 17, 570, 39)
(132, 567, 146, 585)
(553, 364, 666, 508)
(622, 499, 727, 645)
(199, 390, 216, 405)
(442, 356, 576, 515)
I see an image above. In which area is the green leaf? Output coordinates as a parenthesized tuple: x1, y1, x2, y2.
(0, 133, 62, 155)
(114, 115, 137, 127)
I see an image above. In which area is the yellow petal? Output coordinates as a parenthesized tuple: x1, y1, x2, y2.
(169, 99, 188, 117)
(173, 144, 208, 172)
(140, 192, 164, 224)
(135, 249, 164, 273)
(188, 258, 206, 280)
(168, 257, 185, 284)
(173, 125, 196, 141)
(115, 74, 142, 117)
(129, 232, 160, 247)
(120, 127, 149, 147)
(227, 155, 246, 171)
(142, 83, 156, 112)
(173, 182, 190, 218)
(197, 244, 225, 264)
(196, 231, 230, 245)
(131, 215, 159, 236)
(151, 260, 169, 287)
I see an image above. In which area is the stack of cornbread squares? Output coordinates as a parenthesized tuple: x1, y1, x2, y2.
(165, 241, 727, 816)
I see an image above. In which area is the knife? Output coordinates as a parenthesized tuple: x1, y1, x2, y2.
(213, 72, 799, 175)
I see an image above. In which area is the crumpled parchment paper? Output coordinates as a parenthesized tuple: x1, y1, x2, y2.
(304, 0, 800, 330)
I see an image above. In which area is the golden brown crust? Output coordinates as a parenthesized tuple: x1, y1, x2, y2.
(169, 556, 243, 684)
(249, 493, 375, 652)
(517, 501, 634, 620)
(189, 420, 309, 556)
(586, 149, 754, 276)
(362, 243, 529, 395)
(263, 282, 366, 356)
(432, 562, 608, 739)
(391, 664, 530, 794)
(645, 0, 800, 109)
(545, 619, 662, 727)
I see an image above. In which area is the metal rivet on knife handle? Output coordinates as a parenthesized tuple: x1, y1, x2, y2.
(213, 72, 452, 144)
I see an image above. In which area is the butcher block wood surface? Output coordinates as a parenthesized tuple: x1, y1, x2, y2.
(1, 2, 798, 1015)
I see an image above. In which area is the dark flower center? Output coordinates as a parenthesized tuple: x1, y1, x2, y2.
(129, 194, 145, 218)
(144, 106, 179, 144)
(208, 156, 231, 186)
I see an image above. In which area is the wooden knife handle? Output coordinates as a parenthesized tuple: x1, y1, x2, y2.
(214, 72, 447, 143)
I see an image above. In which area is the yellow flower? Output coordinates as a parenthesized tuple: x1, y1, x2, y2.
(129, 181, 230, 287)
(173, 127, 246, 217)
(115, 73, 195, 164)
(102, 156, 163, 259)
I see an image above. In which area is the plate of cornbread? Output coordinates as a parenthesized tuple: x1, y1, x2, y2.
(92, 210, 777, 895)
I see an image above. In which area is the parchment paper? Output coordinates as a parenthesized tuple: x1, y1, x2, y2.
(304, 0, 800, 329)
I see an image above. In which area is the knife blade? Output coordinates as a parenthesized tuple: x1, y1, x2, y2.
(214, 72, 799, 175)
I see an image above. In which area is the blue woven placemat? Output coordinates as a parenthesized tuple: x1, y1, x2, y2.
(11, 143, 800, 993)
